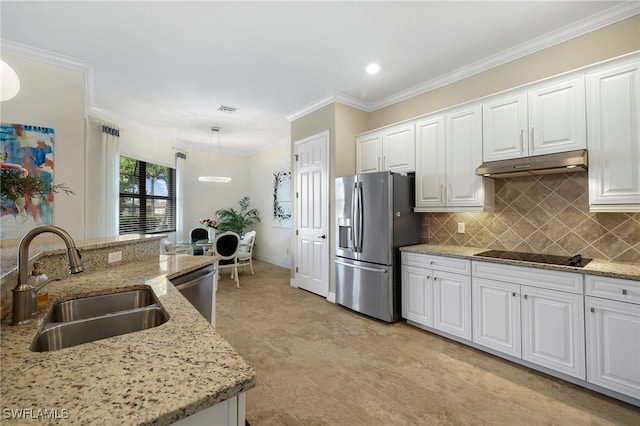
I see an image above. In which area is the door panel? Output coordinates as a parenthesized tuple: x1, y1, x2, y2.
(433, 270, 472, 340)
(357, 172, 391, 265)
(295, 132, 329, 298)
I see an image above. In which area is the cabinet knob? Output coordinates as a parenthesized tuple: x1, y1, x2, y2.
(430, 261, 434, 265)
(512, 292, 517, 297)
(524, 294, 528, 299)
(622, 289, 628, 295)
(590, 307, 595, 313)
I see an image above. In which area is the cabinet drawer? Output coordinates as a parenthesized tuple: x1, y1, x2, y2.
(402, 252, 470, 275)
(472, 261, 583, 294)
(586, 275, 640, 304)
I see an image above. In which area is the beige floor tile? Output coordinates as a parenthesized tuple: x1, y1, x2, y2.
(215, 261, 640, 425)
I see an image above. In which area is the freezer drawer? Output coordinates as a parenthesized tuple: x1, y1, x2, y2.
(335, 258, 399, 322)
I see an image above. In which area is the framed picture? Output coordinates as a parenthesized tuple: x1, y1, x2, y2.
(273, 169, 291, 228)
(1, 123, 56, 239)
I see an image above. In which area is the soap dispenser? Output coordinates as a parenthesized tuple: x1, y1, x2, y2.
(29, 262, 49, 311)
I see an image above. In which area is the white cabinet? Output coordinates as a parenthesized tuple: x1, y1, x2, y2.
(586, 53, 640, 212)
(415, 104, 494, 211)
(356, 122, 415, 174)
(521, 286, 585, 379)
(472, 277, 521, 358)
(472, 261, 585, 379)
(174, 393, 246, 426)
(401, 252, 472, 340)
(482, 75, 586, 162)
(585, 275, 640, 399)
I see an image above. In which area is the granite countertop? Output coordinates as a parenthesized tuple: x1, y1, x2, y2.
(1, 255, 256, 425)
(400, 244, 640, 281)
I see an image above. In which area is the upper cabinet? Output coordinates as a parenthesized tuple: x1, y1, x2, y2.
(482, 75, 586, 162)
(586, 53, 640, 212)
(356, 122, 415, 174)
(415, 103, 494, 212)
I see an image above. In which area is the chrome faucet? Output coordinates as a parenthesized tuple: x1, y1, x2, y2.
(11, 225, 85, 325)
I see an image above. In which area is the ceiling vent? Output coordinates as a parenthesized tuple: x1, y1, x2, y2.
(217, 105, 237, 113)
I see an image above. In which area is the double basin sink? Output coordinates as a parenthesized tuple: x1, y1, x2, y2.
(31, 287, 169, 352)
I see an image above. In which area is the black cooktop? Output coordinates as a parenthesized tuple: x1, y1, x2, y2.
(474, 250, 592, 267)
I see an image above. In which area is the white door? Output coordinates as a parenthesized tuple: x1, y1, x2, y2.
(528, 76, 586, 155)
(446, 104, 484, 207)
(355, 132, 381, 174)
(295, 131, 329, 298)
(415, 115, 446, 208)
(402, 265, 433, 327)
(433, 270, 472, 340)
(381, 122, 415, 172)
(472, 278, 522, 358)
(521, 286, 585, 379)
(586, 297, 640, 399)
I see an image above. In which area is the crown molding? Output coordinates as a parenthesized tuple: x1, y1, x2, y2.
(1, 39, 95, 111)
(286, 92, 370, 121)
(288, 2, 640, 119)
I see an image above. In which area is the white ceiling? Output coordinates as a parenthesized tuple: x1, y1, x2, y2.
(1, 1, 637, 155)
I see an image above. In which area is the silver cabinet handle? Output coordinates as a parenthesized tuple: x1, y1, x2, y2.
(512, 292, 517, 297)
(524, 294, 528, 300)
(590, 307, 595, 313)
(622, 289, 628, 295)
(520, 129, 525, 153)
(448, 184, 452, 202)
(440, 184, 444, 202)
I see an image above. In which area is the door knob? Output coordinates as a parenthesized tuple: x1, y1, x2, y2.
(318, 234, 326, 239)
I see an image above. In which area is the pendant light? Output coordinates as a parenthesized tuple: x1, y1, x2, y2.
(0, 60, 21, 102)
(199, 126, 232, 183)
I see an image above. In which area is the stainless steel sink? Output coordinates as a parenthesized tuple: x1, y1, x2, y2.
(48, 289, 156, 322)
(30, 288, 169, 352)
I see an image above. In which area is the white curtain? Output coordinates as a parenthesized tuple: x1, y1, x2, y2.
(175, 152, 187, 242)
(101, 125, 120, 236)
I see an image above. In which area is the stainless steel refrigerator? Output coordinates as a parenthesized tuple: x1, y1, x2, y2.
(335, 171, 422, 322)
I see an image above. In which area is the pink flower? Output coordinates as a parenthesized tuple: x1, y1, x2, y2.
(200, 218, 219, 228)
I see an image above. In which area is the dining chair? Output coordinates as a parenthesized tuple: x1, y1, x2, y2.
(189, 227, 209, 255)
(237, 231, 256, 275)
(213, 231, 241, 288)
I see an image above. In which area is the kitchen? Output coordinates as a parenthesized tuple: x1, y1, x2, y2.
(1, 2, 640, 424)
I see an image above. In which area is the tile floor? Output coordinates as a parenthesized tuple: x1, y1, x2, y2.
(215, 260, 640, 425)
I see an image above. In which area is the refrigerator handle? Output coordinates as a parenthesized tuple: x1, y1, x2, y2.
(335, 259, 387, 274)
(355, 182, 364, 252)
(351, 182, 358, 252)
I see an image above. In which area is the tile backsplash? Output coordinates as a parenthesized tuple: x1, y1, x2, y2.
(424, 173, 640, 263)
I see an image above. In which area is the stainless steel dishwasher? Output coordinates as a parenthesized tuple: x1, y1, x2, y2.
(169, 264, 216, 325)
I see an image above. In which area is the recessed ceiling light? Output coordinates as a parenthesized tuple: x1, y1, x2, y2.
(366, 63, 380, 75)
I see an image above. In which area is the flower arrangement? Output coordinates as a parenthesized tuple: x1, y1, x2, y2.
(200, 218, 219, 229)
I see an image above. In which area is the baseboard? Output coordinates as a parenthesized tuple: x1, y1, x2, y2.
(327, 292, 336, 303)
(290, 278, 297, 288)
(254, 254, 291, 269)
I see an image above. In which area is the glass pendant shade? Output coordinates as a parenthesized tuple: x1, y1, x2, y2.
(0, 60, 21, 102)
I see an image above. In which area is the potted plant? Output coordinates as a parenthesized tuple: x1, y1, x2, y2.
(215, 196, 260, 237)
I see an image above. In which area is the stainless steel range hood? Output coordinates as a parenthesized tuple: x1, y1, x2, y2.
(475, 149, 588, 178)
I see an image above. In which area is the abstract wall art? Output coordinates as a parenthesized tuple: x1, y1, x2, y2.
(1, 123, 56, 239)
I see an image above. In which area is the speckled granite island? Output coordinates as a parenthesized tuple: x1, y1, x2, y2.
(1, 255, 256, 425)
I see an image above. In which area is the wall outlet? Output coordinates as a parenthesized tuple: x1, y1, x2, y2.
(108, 251, 123, 263)
(457, 223, 465, 234)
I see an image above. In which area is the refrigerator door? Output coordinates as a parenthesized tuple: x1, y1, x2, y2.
(335, 172, 393, 265)
(335, 257, 398, 322)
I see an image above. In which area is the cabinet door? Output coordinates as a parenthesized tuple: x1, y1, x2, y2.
(521, 286, 585, 379)
(446, 105, 484, 207)
(433, 270, 472, 340)
(415, 116, 446, 207)
(402, 265, 433, 327)
(585, 297, 640, 399)
(472, 278, 522, 357)
(482, 92, 528, 161)
(382, 123, 415, 172)
(587, 56, 640, 211)
(356, 132, 381, 174)
(528, 76, 586, 156)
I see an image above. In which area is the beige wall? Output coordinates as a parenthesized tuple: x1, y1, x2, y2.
(0, 53, 86, 241)
(334, 103, 369, 178)
(369, 15, 640, 129)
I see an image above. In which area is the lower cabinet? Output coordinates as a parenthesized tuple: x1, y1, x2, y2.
(401, 252, 471, 340)
(585, 274, 640, 400)
(173, 393, 246, 426)
(402, 252, 640, 404)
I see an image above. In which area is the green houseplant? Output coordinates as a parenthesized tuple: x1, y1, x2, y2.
(215, 196, 260, 236)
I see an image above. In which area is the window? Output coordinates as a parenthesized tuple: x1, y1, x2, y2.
(119, 156, 176, 235)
